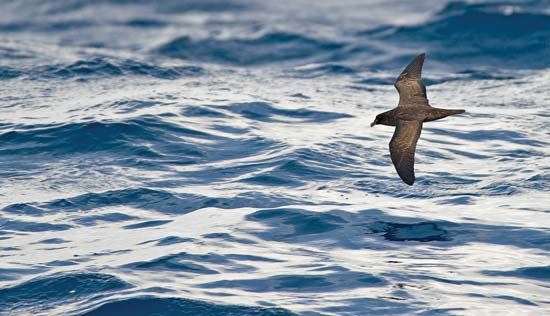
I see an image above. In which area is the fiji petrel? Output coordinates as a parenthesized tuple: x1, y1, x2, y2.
(370, 53, 465, 185)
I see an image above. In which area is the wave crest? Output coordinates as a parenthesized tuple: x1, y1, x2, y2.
(157, 32, 344, 65)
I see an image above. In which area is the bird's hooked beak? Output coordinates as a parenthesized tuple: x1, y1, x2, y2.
(370, 119, 377, 127)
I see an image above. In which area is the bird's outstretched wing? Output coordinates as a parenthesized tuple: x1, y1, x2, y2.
(389, 119, 423, 185)
(394, 53, 429, 107)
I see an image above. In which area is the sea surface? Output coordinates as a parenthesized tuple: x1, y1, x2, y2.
(1, 0, 549, 315)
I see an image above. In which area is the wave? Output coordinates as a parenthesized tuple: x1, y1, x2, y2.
(0, 116, 206, 158)
(151, 0, 251, 14)
(0, 102, 353, 187)
(2, 0, 250, 16)
(0, 218, 72, 232)
(482, 266, 550, 280)
(0, 109, 544, 202)
(16, 57, 203, 81)
(199, 271, 386, 292)
(220, 102, 352, 123)
(157, 32, 344, 66)
(0, 272, 131, 315)
(0, 114, 267, 165)
(0, 273, 294, 316)
(289, 63, 358, 78)
(0, 66, 23, 80)
(124, 251, 251, 274)
(367, 1, 550, 69)
(81, 296, 295, 316)
(0, 20, 92, 33)
(3, 188, 314, 219)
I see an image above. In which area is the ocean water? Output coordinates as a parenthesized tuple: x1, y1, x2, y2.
(1, 0, 549, 315)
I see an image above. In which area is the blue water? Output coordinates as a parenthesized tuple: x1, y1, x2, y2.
(1, 1, 549, 315)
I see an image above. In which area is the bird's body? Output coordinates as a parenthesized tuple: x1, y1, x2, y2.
(371, 53, 465, 185)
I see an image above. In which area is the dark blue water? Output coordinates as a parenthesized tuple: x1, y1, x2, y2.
(1, 1, 549, 315)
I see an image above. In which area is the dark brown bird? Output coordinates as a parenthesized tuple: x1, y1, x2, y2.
(370, 53, 465, 185)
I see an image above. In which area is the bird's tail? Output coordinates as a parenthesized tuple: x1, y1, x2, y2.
(424, 108, 465, 122)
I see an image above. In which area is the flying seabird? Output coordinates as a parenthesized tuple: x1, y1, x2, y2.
(370, 53, 465, 185)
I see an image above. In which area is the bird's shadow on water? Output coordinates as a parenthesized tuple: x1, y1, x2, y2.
(240, 208, 549, 252)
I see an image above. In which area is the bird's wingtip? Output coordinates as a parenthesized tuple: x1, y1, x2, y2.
(398, 173, 415, 185)
(398, 53, 426, 81)
(414, 52, 426, 63)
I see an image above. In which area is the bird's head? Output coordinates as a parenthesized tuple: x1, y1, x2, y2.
(370, 114, 383, 127)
